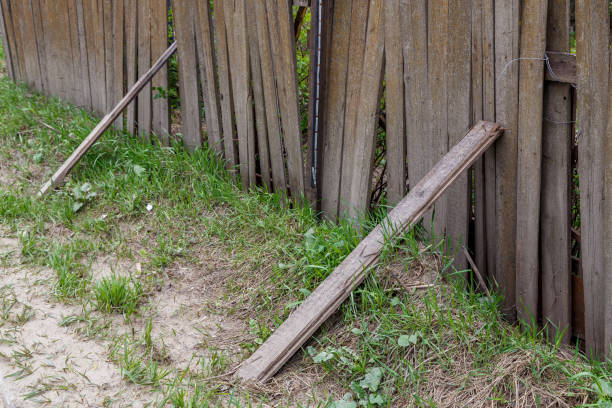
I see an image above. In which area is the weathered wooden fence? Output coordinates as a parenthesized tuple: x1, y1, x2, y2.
(0, 0, 610, 356)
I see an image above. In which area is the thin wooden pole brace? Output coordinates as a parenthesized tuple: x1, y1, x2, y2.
(237, 121, 504, 382)
(38, 41, 178, 197)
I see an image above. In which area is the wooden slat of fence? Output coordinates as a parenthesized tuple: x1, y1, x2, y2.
(269, 0, 304, 197)
(576, 0, 610, 357)
(515, 0, 548, 322)
(383, 0, 405, 206)
(246, 0, 271, 189)
(403, 0, 430, 194)
(226, 0, 254, 189)
(124, 0, 137, 134)
(173, 0, 202, 151)
(471, 0, 486, 277)
(84, 0, 107, 114)
(253, 0, 287, 193)
(5, 0, 24, 82)
(320, 0, 351, 220)
(102, 0, 113, 111)
(195, 0, 222, 153)
(445, 0, 471, 269)
(482, 0, 496, 282)
(0, 0, 14, 79)
(151, 0, 168, 142)
(338, 0, 369, 218)
(15, 0, 42, 92)
(347, 0, 384, 218)
(493, 0, 520, 319)
(212, 0, 238, 169)
(41, 0, 59, 95)
(428, 0, 449, 236)
(67, 0, 82, 104)
(604, 49, 612, 354)
(137, 0, 152, 138)
(31, 0, 48, 93)
(112, 0, 125, 130)
(540, 0, 572, 343)
(74, 0, 92, 108)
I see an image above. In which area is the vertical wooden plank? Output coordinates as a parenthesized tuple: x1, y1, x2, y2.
(494, 0, 520, 319)
(67, 0, 83, 104)
(576, 0, 610, 357)
(482, 0, 496, 282)
(226, 0, 254, 188)
(245, 0, 271, 188)
(338, 0, 369, 218)
(74, 0, 92, 108)
(384, 0, 405, 206)
(151, 0, 169, 142)
(320, 0, 351, 220)
(124, 0, 137, 134)
(540, 0, 572, 343)
(604, 49, 612, 356)
(347, 0, 385, 218)
(112, 0, 124, 129)
(515, 0, 548, 323)
(403, 0, 430, 194)
(428, 0, 449, 236)
(445, 0, 472, 269)
(0, 0, 14, 79)
(173, 0, 202, 150)
(54, 0, 75, 101)
(269, 0, 305, 197)
(212, 0, 238, 168)
(195, 0, 222, 152)
(137, 0, 152, 138)
(253, 0, 287, 193)
(4, 0, 24, 81)
(14, 0, 43, 91)
(471, 0, 486, 277)
(84, 0, 107, 114)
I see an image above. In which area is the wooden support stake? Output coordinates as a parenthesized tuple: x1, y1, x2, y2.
(38, 42, 178, 197)
(237, 121, 503, 382)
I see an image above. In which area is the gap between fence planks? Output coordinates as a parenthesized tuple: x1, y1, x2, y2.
(237, 121, 503, 382)
(38, 42, 178, 197)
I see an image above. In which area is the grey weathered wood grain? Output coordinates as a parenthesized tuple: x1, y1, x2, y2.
(347, 0, 384, 219)
(576, 0, 610, 357)
(338, 0, 369, 218)
(245, 0, 271, 188)
(384, 0, 405, 206)
(212, 0, 238, 169)
(320, 0, 351, 220)
(74, 0, 92, 108)
(237, 121, 503, 383)
(112, 0, 124, 129)
(137, 0, 152, 138)
(445, 0, 471, 270)
(515, 0, 548, 323)
(195, 0, 222, 153)
(494, 0, 520, 319)
(173, 0, 202, 151)
(253, 0, 287, 193)
(151, 0, 169, 142)
(0, 0, 14, 79)
(540, 0, 572, 343)
(124, 0, 137, 135)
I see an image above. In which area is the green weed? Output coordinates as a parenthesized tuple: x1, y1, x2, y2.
(93, 275, 143, 316)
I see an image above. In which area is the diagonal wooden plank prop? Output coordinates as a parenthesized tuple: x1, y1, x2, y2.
(38, 42, 178, 197)
(237, 121, 504, 382)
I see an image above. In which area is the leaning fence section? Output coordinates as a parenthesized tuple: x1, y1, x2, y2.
(0, 0, 610, 356)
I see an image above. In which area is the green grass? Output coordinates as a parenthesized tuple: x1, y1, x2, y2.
(94, 274, 143, 316)
(0, 42, 611, 407)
